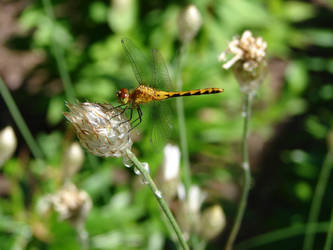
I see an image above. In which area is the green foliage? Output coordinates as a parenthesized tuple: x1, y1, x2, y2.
(1, 0, 333, 249)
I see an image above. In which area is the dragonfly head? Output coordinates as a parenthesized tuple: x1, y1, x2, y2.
(117, 88, 129, 104)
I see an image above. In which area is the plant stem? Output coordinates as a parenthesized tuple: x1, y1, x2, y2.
(126, 149, 189, 250)
(176, 44, 191, 195)
(303, 150, 333, 250)
(75, 222, 89, 250)
(0, 77, 44, 159)
(42, 0, 75, 101)
(225, 93, 252, 250)
(324, 203, 333, 250)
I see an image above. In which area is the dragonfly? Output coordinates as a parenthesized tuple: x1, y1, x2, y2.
(116, 38, 224, 132)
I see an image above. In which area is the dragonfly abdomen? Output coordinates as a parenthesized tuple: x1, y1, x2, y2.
(165, 88, 223, 99)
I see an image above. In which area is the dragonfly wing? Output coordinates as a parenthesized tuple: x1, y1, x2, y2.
(151, 49, 175, 91)
(149, 100, 175, 147)
(121, 38, 152, 85)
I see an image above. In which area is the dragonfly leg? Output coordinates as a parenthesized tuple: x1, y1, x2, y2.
(129, 106, 142, 132)
(119, 107, 134, 125)
(111, 104, 128, 119)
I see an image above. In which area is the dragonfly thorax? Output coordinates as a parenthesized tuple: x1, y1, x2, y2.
(117, 88, 130, 104)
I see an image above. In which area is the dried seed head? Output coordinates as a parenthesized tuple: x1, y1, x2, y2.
(219, 30, 267, 94)
(49, 183, 92, 225)
(64, 102, 132, 158)
(198, 205, 226, 240)
(0, 126, 17, 167)
(178, 4, 202, 43)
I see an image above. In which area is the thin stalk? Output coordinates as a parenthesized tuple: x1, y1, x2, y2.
(324, 203, 333, 250)
(236, 222, 330, 250)
(126, 149, 189, 250)
(75, 222, 89, 250)
(225, 93, 252, 250)
(176, 44, 191, 194)
(303, 150, 333, 250)
(42, 0, 75, 101)
(0, 77, 44, 159)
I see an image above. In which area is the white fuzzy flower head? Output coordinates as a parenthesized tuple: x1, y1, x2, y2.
(0, 126, 17, 166)
(50, 183, 92, 225)
(64, 102, 132, 158)
(178, 4, 202, 43)
(219, 30, 267, 94)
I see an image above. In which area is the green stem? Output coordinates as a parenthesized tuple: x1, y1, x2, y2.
(324, 203, 333, 250)
(225, 93, 252, 250)
(303, 150, 333, 250)
(236, 222, 330, 250)
(42, 0, 75, 101)
(126, 149, 189, 250)
(176, 44, 191, 195)
(75, 222, 89, 250)
(0, 77, 44, 159)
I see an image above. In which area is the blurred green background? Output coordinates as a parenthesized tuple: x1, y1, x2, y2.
(1, 0, 333, 249)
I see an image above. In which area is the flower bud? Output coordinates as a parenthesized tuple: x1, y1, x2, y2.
(175, 184, 206, 239)
(64, 102, 132, 158)
(219, 30, 267, 94)
(156, 144, 181, 201)
(198, 205, 226, 240)
(108, 0, 135, 33)
(62, 142, 85, 179)
(178, 5, 202, 44)
(0, 126, 17, 166)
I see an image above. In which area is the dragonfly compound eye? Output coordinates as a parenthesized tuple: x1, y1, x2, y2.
(117, 88, 129, 104)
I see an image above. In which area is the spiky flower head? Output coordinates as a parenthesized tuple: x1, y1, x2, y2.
(49, 183, 92, 225)
(219, 30, 267, 94)
(178, 4, 202, 44)
(64, 102, 132, 158)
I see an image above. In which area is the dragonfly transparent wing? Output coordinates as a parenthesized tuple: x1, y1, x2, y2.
(151, 49, 176, 91)
(121, 38, 152, 85)
(149, 49, 176, 145)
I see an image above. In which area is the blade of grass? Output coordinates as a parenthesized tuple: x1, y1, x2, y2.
(303, 147, 333, 250)
(0, 77, 44, 159)
(42, 0, 75, 101)
(324, 204, 333, 250)
(236, 222, 330, 250)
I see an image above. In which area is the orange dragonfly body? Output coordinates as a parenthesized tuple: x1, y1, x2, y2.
(117, 39, 223, 130)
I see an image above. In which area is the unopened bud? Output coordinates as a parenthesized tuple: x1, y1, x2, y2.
(62, 142, 85, 179)
(178, 5, 202, 44)
(108, 0, 135, 32)
(198, 205, 226, 240)
(219, 30, 267, 94)
(0, 126, 17, 166)
(157, 144, 181, 201)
